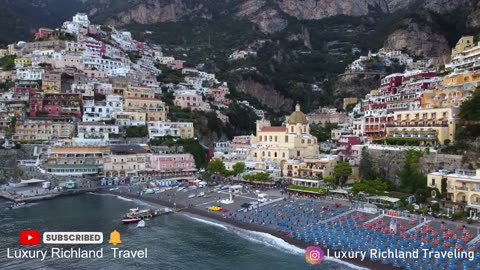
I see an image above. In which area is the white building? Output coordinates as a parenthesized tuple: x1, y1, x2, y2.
(74, 122, 120, 145)
(15, 68, 44, 81)
(73, 13, 90, 28)
(147, 121, 194, 139)
(83, 56, 129, 72)
(214, 141, 230, 154)
(83, 95, 123, 122)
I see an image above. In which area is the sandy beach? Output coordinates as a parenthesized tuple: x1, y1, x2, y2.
(101, 187, 396, 270)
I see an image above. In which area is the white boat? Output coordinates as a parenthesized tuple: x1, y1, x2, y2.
(188, 194, 196, 198)
(9, 202, 26, 209)
(137, 220, 145, 228)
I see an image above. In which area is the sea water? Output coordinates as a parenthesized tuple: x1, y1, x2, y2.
(0, 194, 360, 270)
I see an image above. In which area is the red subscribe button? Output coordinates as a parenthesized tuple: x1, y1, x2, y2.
(19, 230, 41, 246)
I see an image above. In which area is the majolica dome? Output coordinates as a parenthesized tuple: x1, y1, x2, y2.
(287, 103, 308, 125)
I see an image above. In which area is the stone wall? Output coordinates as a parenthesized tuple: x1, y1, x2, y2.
(366, 148, 464, 184)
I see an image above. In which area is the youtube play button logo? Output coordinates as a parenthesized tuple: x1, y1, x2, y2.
(19, 230, 41, 246)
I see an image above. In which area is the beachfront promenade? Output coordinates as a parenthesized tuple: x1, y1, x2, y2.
(107, 185, 480, 270)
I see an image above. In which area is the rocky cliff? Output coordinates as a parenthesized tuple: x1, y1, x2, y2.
(236, 79, 293, 112)
(335, 73, 384, 99)
(383, 20, 450, 58)
(106, 0, 202, 25)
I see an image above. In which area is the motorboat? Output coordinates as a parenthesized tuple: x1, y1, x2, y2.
(122, 218, 141, 224)
(137, 220, 145, 228)
(9, 202, 26, 209)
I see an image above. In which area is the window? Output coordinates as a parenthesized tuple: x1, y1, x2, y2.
(431, 178, 435, 186)
(285, 136, 288, 142)
(291, 126, 294, 133)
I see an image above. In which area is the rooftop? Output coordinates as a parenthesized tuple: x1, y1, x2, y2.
(110, 144, 148, 154)
(261, 126, 287, 132)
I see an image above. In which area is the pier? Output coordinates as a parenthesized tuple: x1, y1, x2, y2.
(0, 187, 99, 203)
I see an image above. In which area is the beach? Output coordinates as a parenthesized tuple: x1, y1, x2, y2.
(102, 187, 395, 270)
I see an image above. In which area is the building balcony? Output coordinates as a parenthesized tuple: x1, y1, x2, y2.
(456, 186, 469, 191)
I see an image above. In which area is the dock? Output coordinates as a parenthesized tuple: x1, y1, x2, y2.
(0, 188, 99, 203)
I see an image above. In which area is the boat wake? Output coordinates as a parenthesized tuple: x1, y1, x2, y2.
(233, 229, 304, 255)
(88, 192, 133, 202)
(115, 195, 133, 202)
(186, 215, 228, 230)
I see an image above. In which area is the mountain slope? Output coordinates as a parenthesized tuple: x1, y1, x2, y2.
(1, 0, 479, 112)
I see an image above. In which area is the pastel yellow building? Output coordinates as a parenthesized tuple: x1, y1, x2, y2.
(124, 97, 168, 118)
(423, 71, 480, 109)
(386, 108, 458, 145)
(45, 146, 108, 176)
(103, 145, 148, 177)
(451, 36, 475, 58)
(0, 49, 8, 58)
(250, 104, 319, 166)
(0, 71, 13, 82)
(41, 71, 62, 93)
(283, 155, 338, 178)
(114, 111, 146, 126)
(428, 169, 480, 211)
(14, 57, 32, 67)
(124, 86, 155, 99)
(13, 120, 75, 142)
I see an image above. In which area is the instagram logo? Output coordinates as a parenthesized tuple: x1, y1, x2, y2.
(305, 246, 324, 265)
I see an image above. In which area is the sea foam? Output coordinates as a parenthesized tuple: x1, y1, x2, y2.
(186, 215, 228, 230)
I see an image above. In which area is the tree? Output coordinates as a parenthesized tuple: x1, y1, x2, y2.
(232, 162, 245, 176)
(243, 172, 270, 182)
(207, 159, 226, 175)
(126, 126, 148, 137)
(441, 177, 447, 198)
(351, 178, 388, 195)
(323, 176, 336, 187)
(359, 149, 376, 180)
(397, 150, 427, 194)
(333, 162, 352, 186)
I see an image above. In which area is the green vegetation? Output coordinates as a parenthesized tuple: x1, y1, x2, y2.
(225, 103, 259, 136)
(441, 177, 447, 198)
(287, 185, 327, 195)
(127, 51, 142, 64)
(207, 159, 226, 175)
(359, 149, 377, 180)
(125, 125, 148, 138)
(232, 162, 246, 177)
(156, 64, 185, 84)
(351, 178, 389, 195)
(243, 172, 271, 182)
(150, 137, 207, 168)
(397, 150, 427, 194)
(0, 80, 15, 90)
(310, 123, 336, 142)
(333, 162, 353, 186)
(100, 25, 112, 33)
(0, 55, 16, 71)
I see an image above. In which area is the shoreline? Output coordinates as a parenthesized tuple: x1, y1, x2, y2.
(101, 190, 394, 270)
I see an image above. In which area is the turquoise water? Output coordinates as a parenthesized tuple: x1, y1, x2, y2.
(0, 194, 358, 270)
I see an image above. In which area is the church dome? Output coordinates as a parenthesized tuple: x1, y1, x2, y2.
(287, 103, 308, 125)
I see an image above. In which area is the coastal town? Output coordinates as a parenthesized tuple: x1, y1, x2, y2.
(1, 12, 480, 270)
